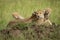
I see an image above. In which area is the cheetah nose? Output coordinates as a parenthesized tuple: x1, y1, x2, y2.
(37, 16, 40, 18)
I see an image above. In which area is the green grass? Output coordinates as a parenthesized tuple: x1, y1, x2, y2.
(0, 0, 60, 29)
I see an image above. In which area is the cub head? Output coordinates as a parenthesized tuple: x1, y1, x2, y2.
(44, 8, 51, 16)
(43, 8, 52, 19)
(32, 10, 44, 20)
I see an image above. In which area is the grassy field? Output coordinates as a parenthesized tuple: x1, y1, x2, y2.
(0, 0, 60, 29)
(0, 0, 60, 40)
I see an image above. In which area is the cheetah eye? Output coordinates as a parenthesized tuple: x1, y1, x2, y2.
(40, 13, 41, 14)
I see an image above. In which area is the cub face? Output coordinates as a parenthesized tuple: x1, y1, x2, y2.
(31, 10, 45, 25)
(32, 10, 44, 20)
(43, 8, 52, 25)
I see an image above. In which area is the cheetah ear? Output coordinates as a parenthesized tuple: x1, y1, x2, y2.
(42, 10, 45, 14)
(32, 12, 36, 15)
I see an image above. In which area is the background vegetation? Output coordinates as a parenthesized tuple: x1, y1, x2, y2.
(0, 0, 60, 29)
(0, 0, 60, 40)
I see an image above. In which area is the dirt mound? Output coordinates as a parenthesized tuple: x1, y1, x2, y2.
(0, 23, 60, 40)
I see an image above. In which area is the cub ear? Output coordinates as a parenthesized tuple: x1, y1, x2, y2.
(32, 12, 36, 15)
(42, 10, 46, 14)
